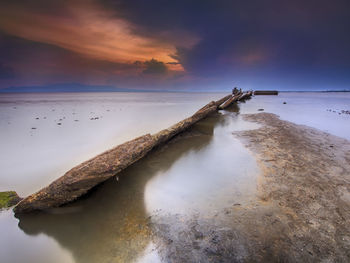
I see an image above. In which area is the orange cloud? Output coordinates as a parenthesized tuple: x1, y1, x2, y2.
(0, 1, 198, 72)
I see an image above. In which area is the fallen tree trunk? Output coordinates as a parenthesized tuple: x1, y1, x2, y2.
(238, 91, 253, 101)
(153, 104, 218, 146)
(218, 92, 242, 109)
(14, 94, 232, 213)
(14, 134, 157, 213)
(214, 94, 232, 107)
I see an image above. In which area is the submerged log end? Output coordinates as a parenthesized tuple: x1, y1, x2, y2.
(14, 134, 156, 214)
(13, 190, 57, 214)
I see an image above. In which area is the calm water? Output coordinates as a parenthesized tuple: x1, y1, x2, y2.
(239, 92, 350, 140)
(0, 92, 349, 263)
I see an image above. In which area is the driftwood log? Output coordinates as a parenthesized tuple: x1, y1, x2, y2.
(218, 91, 253, 109)
(14, 92, 251, 213)
(219, 93, 241, 109)
(214, 94, 232, 107)
(239, 91, 253, 100)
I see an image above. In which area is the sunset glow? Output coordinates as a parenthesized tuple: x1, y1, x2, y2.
(0, 1, 195, 72)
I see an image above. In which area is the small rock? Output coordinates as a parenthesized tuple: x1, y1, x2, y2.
(31, 127, 37, 130)
(57, 123, 62, 125)
(283, 102, 287, 104)
(258, 109, 264, 111)
(35, 117, 39, 120)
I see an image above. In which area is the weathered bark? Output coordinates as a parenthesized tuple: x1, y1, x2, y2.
(238, 91, 253, 100)
(14, 94, 232, 213)
(153, 104, 218, 146)
(214, 94, 232, 107)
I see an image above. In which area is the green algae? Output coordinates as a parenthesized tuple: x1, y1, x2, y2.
(0, 191, 21, 209)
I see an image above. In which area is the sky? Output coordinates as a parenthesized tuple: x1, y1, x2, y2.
(0, 0, 349, 92)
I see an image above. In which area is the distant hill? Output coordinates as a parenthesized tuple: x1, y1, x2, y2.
(0, 83, 159, 93)
(322, 90, 350, 92)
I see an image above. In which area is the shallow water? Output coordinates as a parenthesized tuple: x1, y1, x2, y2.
(1, 106, 259, 263)
(1, 92, 349, 263)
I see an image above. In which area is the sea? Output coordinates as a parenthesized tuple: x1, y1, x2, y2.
(0, 91, 349, 263)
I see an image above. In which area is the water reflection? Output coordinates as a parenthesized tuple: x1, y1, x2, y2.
(16, 112, 223, 263)
(223, 101, 240, 113)
(15, 108, 259, 263)
(144, 111, 258, 215)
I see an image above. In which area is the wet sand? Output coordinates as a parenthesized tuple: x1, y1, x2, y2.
(151, 113, 350, 262)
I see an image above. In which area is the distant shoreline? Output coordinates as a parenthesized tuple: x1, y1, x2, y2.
(0, 90, 349, 94)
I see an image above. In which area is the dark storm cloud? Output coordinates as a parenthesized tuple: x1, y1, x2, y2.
(143, 59, 168, 75)
(0, 0, 350, 90)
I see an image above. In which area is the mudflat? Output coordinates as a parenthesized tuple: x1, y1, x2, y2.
(151, 113, 350, 262)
